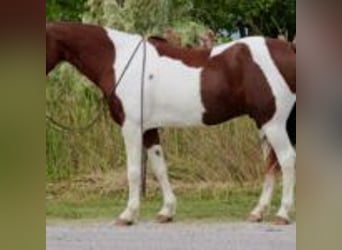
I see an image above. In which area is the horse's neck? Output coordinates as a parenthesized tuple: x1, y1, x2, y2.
(46, 24, 83, 75)
(46, 31, 64, 74)
(47, 23, 114, 86)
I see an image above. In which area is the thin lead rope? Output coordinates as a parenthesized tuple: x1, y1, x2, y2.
(140, 39, 147, 197)
(107, 38, 145, 100)
(46, 94, 105, 133)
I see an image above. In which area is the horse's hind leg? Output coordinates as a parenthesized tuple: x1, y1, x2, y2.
(144, 129, 176, 223)
(263, 123, 296, 225)
(249, 132, 280, 222)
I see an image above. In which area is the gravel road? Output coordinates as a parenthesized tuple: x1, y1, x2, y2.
(46, 222, 296, 250)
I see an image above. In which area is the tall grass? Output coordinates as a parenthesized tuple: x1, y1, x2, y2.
(46, 64, 265, 188)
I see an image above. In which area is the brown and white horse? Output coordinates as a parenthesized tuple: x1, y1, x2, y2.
(46, 22, 296, 225)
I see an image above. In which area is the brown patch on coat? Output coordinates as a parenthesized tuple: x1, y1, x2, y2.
(148, 36, 211, 68)
(143, 129, 160, 149)
(200, 43, 276, 128)
(266, 39, 296, 93)
(46, 22, 125, 125)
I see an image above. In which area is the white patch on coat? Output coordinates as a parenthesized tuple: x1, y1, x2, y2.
(105, 28, 206, 130)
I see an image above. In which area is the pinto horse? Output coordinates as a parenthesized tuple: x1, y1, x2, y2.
(46, 22, 296, 225)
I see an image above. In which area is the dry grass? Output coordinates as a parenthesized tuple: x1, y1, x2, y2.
(46, 169, 266, 202)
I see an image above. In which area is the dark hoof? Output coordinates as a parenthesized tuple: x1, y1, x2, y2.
(156, 214, 173, 224)
(115, 218, 134, 226)
(248, 213, 263, 223)
(274, 216, 291, 225)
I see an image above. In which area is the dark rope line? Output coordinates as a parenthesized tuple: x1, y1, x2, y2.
(107, 38, 145, 100)
(46, 96, 105, 133)
(140, 39, 147, 196)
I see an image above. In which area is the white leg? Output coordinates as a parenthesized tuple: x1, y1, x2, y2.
(250, 174, 276, 220)
(250, 135, 277, 221)
(147, 145, 176, 221)
(276, 158, 295, 220)
(264, 125, 296, 223)
(118, 122, 143, 224)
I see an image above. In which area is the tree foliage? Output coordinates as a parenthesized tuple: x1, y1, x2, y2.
(82, 0, 210, 45)
(83, 0, 170, 34)
(46, 0, 296, 39)
(192, 0, 296, 39)
(46, 0, 87, 21)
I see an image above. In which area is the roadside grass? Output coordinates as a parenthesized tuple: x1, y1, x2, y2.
(46, 182, 290, 223)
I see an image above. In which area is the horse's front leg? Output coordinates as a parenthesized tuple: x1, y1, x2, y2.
(116, 121, 143, 225)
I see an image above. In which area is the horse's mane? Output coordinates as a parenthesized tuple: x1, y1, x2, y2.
(147, 35, 211, 68)
(148, 36, 168, 43)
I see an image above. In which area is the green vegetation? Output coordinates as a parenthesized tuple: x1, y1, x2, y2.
(192, 0, 296, 39)
(46, 0, 296, 39)
(46, 0, 296, 221)
(46, 0, 86, 21)
(46, 183, 284, 222)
